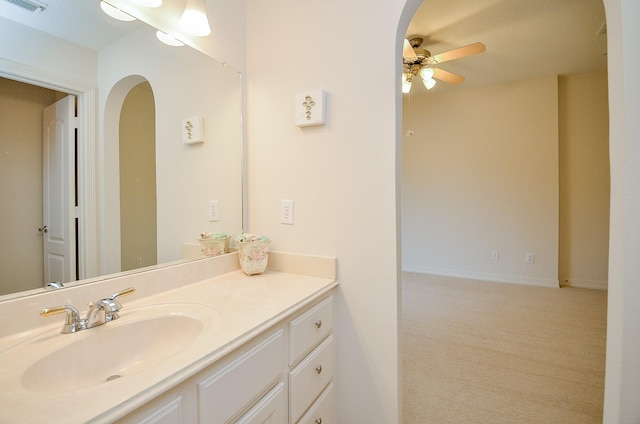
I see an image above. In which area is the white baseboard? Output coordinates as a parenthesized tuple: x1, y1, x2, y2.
(560, 278, 608, 290)
(402, 265, 560, 288)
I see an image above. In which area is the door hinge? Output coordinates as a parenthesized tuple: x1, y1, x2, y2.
(75, 206, 79, 219)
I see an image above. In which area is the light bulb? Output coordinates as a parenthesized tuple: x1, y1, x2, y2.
(180, 0, 212, 36)
(100, 1, 136, 21)
(419, 67, 434, 80)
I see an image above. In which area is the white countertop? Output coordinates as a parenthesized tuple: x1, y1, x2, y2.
(0, 268, 337, 424)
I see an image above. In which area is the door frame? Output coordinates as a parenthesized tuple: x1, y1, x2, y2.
(0, 58, 99, 280)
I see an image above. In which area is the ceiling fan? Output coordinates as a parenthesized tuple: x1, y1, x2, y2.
(402, 36, 486, 93)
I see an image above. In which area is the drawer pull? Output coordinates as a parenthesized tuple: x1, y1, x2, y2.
(315, 419, 323, 424)
(314, 320, 322, 328)
(315, 365, 323, 374)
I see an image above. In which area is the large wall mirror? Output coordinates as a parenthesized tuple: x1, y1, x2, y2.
(0, 1, 243, 299)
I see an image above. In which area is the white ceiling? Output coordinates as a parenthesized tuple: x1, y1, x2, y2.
(405, 0, 607, 94)
(0, 0, 145, 50)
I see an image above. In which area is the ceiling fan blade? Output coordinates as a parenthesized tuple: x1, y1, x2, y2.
(403, 39, 418, 60)
(433, 68, 465, 85)
(431, 42, 486, 64)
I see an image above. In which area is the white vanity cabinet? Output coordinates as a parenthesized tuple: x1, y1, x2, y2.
(288, 296, 335, 424)
(115, 293, 334, 424)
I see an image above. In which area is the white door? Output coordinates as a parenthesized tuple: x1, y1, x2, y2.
(42, 95, 76, 284)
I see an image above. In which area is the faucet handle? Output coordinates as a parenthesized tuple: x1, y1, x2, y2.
(109, 287, 135, 301)
(41, 305, 84, 333)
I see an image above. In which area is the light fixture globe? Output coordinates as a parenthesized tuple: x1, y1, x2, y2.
(156, 30, 185, 46)
(423, 77, 437, 90)
(419, 66, 434, 80)
(402, 73, 412, 94)
(179, 0, 212, 36)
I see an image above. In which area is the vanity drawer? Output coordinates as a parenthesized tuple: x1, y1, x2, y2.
(289, 296, 333, 366)
(198, 329, 284, 424)
(289, 335, 334, 423)
(297, 382, 334, 424)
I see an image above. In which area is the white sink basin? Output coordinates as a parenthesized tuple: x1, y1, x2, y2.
(0, 303, 220, 394)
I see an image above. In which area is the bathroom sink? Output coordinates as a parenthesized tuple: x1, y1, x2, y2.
(1, 303, 220, 393)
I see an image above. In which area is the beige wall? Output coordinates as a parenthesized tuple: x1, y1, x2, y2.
(559, 71, 610, 289)
(0, 78, 62, 295)
(119, 82, 157, 271)
(402, 75, 560, 287)
(400, 72, 610, 289)
(245, 0, 411, 420)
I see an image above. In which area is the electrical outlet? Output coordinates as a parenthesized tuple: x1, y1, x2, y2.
(136, 256, 142, 265)
(208, 200, 219, 222)
(491, 250, 499, 261)
(281, 200, 294, 224)
(526, 253, 535, 264)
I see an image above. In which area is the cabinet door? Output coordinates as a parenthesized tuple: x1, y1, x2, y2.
(235, 383, 286, 424)
(115, 394, 186, 424)
(198, 329, 285, 423)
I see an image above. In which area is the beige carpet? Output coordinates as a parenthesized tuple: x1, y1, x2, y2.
(402, 273, 607, 424)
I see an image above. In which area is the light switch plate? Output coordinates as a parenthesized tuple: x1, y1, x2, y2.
(182, 116, 204, 144)
(295, 89, 326, 127)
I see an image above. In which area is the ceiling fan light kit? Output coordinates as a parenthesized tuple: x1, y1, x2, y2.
(402, 36, 485, 93)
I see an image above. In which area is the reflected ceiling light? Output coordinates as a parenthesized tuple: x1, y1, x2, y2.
(100, 1, 136, 21)
(156, 30, 185, 47)
(179, 0, 211, 36)
(133, 0, 162, 7)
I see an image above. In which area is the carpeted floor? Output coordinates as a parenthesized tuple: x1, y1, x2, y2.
(402, 273, 607, 423)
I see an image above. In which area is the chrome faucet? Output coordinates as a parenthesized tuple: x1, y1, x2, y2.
(41, 287, 136, 334)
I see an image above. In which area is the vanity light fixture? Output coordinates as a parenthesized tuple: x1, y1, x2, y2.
(156, 30, 184, 46)
(179, 0, 211, 37)
(99, 1, 136, 21)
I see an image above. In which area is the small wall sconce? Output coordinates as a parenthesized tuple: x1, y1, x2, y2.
(295, 89, 327, 127)
(182, 116, 205, 144)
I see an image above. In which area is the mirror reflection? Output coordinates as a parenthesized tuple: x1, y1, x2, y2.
(0, 2, 243, 298)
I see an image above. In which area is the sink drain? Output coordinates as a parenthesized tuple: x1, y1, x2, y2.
(106, 375, 121, 382)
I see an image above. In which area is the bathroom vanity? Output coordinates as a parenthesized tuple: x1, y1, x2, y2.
(0, 252, 337, 424)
